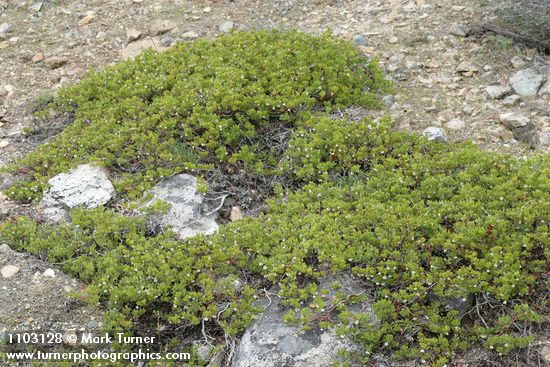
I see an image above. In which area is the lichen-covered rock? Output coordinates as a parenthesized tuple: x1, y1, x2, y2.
(232, 274, 368, 367)
(143, 174, 218, 240)
(40, 164, 115, 222)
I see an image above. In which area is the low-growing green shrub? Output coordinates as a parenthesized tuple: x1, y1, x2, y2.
(3, 30, 389, 202)
(0, 30, 548, 366)
(1, 119, 548, 366)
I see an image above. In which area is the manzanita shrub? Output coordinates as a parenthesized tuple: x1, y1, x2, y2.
(0, 31, 548, 366)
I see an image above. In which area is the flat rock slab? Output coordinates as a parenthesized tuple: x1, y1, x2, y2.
(144, 174, 218, 240)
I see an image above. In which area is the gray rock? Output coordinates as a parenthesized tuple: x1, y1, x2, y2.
(182, 30, 199, 40)
(499, 112, 530, 129)
(513, 125, 538, 146)
(43, 268, 56, 278)
(160, 36, 174, 47)
(0, 23, 10, 39)
(538, 79, 550, 96)
(28, 2, 42, 12)
(382, 94, 394, 107)
(538, 131, 550, 146)
(423, 127, 448, 143)
(1, 265, 20, 278)
(219, 21, 234, 33)
(485, 85, 512, 100)
(44, 56, 68, 69)
(510, 56, 526, 68)
(456, 61, 478, 73)
(449, 24, 468, 37)
(143, 174, 218, 240)
(149, 19, 177, 36)
(445, 118, 466, 131)
(353, 34, 366, 46)
(121, 38, 157, 60)
(232, 274, 368, 367)
(502, 94, 521, 106)
(0, 172, 15, 191)
(126, 28, 142, 43)
(41, 164, 115, 222)
(509, 68, 544, 96)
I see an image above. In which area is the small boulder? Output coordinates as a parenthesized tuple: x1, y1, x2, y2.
(485, 85, 512, 100)
(353, 34, 366, 46)
(1, 264, 20, 278)
(423, 127, 448, 143)
(445, 118, 466, 131)
(538, 80, 550, 96)
(509, 68, 543, 96)
(126, 28, 142, 43)
(502, 94, 521, 106)
(160, 36, 174, 47)
(449, 24, 468, 37)
(499, 112, 530, 129)
(41, 164, 116, 222)
(44, 56, 68, 69)
(121, 38, 157, 60)
(43, 268, 56, 278)
(513, 125, 539, 146)
(456, 61, 478, 73)
(219, 21, 234, 33)
(510, 56, 526, 68)
(232, 273, 368, 367)
(143, 174, 218, 240)
(0, 22, 11, 39)
(0, 172, 14, 190)
(149, 19, 176, 36)
(499, 113, 538, 145)
(182, 30, 199, 40)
